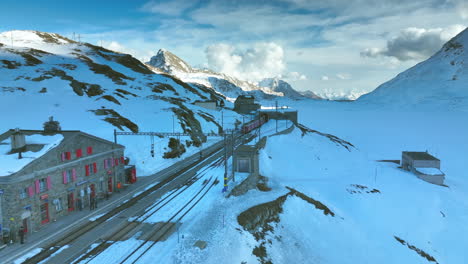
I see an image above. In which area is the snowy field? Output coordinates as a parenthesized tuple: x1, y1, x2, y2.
(86, 100, 468, 264)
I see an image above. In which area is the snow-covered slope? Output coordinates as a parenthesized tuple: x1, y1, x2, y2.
(146, 49, 305, 100)
(0, 30, 236, 175)
(358, 27, 468, 109)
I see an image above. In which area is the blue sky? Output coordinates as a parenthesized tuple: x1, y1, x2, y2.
(1, 0, 467, 97)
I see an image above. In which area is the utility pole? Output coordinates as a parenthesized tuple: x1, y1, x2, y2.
(231, 130, 235, 182)
(221, 111, 224, 134)
(223, 133, 228, 192)
(275, 100, 278, 133)
(172, 115, 175, 133)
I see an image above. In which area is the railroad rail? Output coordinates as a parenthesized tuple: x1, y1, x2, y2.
(73, 160, 219, 264)
(21, 141, 226, 264)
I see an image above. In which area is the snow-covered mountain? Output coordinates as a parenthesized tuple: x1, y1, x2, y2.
(299, 90, 322, 100)
(147, 49, 317, 101)
(0, 30, 235, 174)
(358, 26, 468, 109)
(258, 77, 315, 100)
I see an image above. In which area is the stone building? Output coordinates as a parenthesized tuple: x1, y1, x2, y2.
(233, 95, 260, 114)
(401, 151, 445, 185)
(0, 122, 126, 243)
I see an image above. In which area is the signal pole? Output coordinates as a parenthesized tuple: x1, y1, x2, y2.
(275, 100, 278, 132)
(223, 133, 228, 192)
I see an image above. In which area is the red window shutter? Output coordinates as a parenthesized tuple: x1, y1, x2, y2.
(46, 176, 52, 190)
(115, 158, 119, 166)
(85, 165, 90, 176)
(104, 159, 108, 169)
(61, 152, 65, 161)
(76, 149, 82, 158)
(63, 171, 68, 184)
(120, 156, 124, 164)
(87, 146, 93, 155)
(35, 180, 40, 194)
(72, 169, 77, 181)
(93, 163, 97, 173)
(66, 152, 71, 160)
(28, 186, 34, 197)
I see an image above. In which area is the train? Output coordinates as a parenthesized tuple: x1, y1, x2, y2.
(241, 114, 268, 134)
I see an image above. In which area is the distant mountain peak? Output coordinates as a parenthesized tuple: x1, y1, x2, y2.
(259, 77, 312, 100)
(148, 49, 193, 74)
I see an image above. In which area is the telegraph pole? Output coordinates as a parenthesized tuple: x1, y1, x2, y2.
(172, 115, 175, 133)
(223, 133, 228, 192)
(231, 130, 235, 182)
(275, 100, 278, 132)
(221, 111, 224, 133)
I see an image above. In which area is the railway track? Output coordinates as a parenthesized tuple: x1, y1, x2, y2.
(19, 131, 249, 264)
(117, 177, 217, 264)
(21, 142, 226, 264)
(72, 160, 219, 264)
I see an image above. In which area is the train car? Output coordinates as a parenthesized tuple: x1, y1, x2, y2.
(241, 115, 268, 134)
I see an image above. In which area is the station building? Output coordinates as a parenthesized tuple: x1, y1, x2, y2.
(0, 118, 127, 243)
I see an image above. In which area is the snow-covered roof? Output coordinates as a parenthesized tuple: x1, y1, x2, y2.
(0, 133, 63, 176)
(415, 167, 445, 176)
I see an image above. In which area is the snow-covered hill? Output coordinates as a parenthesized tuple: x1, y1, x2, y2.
(358, 27, 468, 110)
(147, 49, 315, 101)
(0, 30, 237, 175)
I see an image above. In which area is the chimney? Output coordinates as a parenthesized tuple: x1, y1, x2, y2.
(10, 128, 26, 158)
(43, 116, 62, 134)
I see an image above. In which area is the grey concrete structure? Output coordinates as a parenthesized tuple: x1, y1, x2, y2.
(401, 151, 445, 185)
(233, 95, 260, 114)
(0, 128, 126, 244)
(258, 109, 298, 124)
(194, 100, 218, 111)
(232, 145, 259, 176)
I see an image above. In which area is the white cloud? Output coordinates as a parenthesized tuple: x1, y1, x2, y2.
(282, 71, 307, 81)
(336, 73, 351, 80)
(361, 25, 466, 61)
(141, 0, 196, 16)
(205, 42, 288, 82)
(321, 76, 329, 81)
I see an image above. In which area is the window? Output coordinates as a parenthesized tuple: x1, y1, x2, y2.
(39, 178, 47, 193)
(63, 170, 74, 184)
(76, 148, 83, 158)
(87, 146, 93, 155)
(86, 163, 97, 176)
(61, 152, 71, 161)
(20, 188, 27, 199)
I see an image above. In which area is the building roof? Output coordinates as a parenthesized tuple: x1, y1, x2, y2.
(0, 129, 124, 177)
(235, 144, 257, 153)
(403, 151, 439, 161)
(0, 132, 64, 176)
(415, 167, 445, 176)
